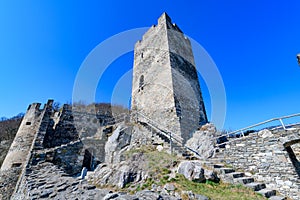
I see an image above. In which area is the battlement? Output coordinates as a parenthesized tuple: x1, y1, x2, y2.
(158, 12, 183, 33)
(26, 99, 53, 114)
(27, 103, 41, 111)
(0, 99, 54, 172)
(136, 12, 184, 49)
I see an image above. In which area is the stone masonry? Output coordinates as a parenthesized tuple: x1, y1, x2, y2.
(131, 13, 207, 144)
(213, 127, 300, 199)
(0, 100, 111, 199)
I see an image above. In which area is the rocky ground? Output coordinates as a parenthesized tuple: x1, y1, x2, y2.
(12, 161, 200, 200)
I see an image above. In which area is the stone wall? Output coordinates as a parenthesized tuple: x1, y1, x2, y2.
(43, 105, 79, 148)
(0, 100, 115, 199)
(214, 127, 300, 199)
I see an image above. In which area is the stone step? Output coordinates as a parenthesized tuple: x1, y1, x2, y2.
(268, 196, 287, 200)
(245, 182, 266, 191)
(213, 164, 225, 169)
(181, 152, 193, 157)
(257, 189, 276, 198)
(234, 177, 254, 184)
(227, 172, 244, 179)
(215, 168, 235, 174)
(152, 140, 165, 145)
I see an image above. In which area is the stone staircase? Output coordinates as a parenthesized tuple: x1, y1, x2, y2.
(138, 119, 289, 199)
(203, 161, 287, 200)
(139, 121, 194, 159)
(146, 123, 288, 199)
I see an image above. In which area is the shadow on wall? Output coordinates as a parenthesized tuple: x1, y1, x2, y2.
(284, 139, 300, 178)
(82, 149, 99, 171)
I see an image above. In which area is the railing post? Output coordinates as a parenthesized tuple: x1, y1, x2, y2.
(279, 118, 287, 130)
(241, 130, 245, 137)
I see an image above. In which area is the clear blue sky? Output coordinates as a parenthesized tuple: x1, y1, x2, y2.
(0, 0, 300, 130)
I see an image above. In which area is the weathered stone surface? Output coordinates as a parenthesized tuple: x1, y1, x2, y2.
(43, 104, 79, 148)
(94, 152, 148, 188)
(105, 124, 132, 164)
(258, 129, 273, 138)
(177, 161, 205, 182)
(103, 192, 119, 200)
(186, 123, 217, 158)
(204, 169, 220, 183)
(164, 183, 176, 191)
(214, 127, 300, 199)
(135, 190, 163, 199)
(131, 13, 207, 144)
(0, 167, 22, 200)
(182, 190, 209, 200)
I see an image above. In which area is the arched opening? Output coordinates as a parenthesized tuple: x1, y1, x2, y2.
(82, 149, 93, 171)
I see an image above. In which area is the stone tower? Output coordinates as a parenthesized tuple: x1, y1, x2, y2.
(1, 100, 53, 171)
(131, 13, 207, 143)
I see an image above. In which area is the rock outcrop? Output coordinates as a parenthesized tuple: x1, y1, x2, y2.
(93, 123, 156, 188)
(105, 125, 132, 164)
(177, 160, 219, 183)
(93, 153, 148, 188)
(185, 123, 218, 159)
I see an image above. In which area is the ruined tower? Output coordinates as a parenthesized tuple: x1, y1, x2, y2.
(131, 13, 207, 143)
(1, 100, 53, 171)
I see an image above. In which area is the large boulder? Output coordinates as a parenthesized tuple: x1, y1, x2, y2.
(94, 153, 148, 188)
(105, 125, 132, 164)
(182, 191, 210, 200)
(177, 161, 205, 182)
(177, 161, 219, 183)
(258, 129, 273, 138)
(95, 123, 157, 188)
(204, 169, 220, 183)
(186, 123, 217, 159)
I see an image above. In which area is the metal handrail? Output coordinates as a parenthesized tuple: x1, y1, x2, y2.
(133, 111, 183, 144)
(215, 112, 300, 146)
(61, 108, 202, 157)
(227, 113, 300, 136)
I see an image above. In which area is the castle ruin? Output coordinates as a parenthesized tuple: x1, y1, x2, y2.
(0, 13, 299, 200)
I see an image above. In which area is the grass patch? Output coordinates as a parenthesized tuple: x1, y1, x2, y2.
(116, 146, 266, 200)
(125, 145, 177, 179)
(173, 174, 266, 200)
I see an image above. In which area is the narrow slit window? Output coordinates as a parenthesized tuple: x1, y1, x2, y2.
(139, 75, 144, 90)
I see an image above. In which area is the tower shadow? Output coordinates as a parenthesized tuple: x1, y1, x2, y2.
(284, 140, 300, 178)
